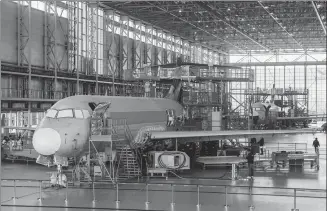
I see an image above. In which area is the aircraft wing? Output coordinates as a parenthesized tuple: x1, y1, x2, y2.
(150, 129, 317, 141)
(2, 126, 37, 131)
(277, 116, 324, 120)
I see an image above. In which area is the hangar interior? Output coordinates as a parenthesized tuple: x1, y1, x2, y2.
(0, 1, 326, 211)
(1, 1, 326, 129)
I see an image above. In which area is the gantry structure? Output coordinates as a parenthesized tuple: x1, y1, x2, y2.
(0, 1, 326, 129)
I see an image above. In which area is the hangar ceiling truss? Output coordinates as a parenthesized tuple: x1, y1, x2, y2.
(101, 1, 327, 54)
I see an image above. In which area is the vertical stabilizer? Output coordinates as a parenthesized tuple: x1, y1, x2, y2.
(164, 79, 183, 103)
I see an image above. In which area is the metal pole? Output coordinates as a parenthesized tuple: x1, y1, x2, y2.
(170, 184, 175, 206)
(65, 182, 68, 203)
(295, 143, 297, 152)
(38, 181, 42, 201)
(249, 186, 255, 210)
(92, 173, 96, 203)
(224, 186, 229, 208)
(115, 183, 120, 204)
(305, 144, 307, 153)
(291, 189, 299, 211)
(278, 142, 280, 151)
(13, 180, 17, 200)
(145, 183, 150, 205)
(196, 185, 200, 207)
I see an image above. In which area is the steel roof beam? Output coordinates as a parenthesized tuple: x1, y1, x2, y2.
(257, 1, 305, 50)
(99, 2, 229, 55)
(196, 1, 274, 53)
(311, 1, 327, 36)
(145, 1, 247, 54)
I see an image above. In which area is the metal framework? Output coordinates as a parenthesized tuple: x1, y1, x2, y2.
(102, 1, 326, 53)
(0, 1, 326, 128)
(86, 2, 98, 93)
(17, 1, 32, 126)
(67, 1, 80, 74)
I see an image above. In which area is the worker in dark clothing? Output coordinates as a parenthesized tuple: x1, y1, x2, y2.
(259, 137, 265, 155)
(246, 151, 255, 179)
(313, 138, 320, 154)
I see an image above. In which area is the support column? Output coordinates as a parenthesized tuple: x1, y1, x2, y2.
(264, 66, 266, 90)
(190, 44, 195, 63)
(105, 10, 119, 96)
(157, 29, 163, 65)
(208, 50, 213, 66)
(45, 1, 68, 98)
(17, 1, 32, 126)
(145, 26, 153, 65)
(184, 40, 191, 62)
(175, 36, 181, 62)
(198, 45, 203, 64)
(315, 65, 318, 115)
(120, 16, 129, 78)
(166, 34, 172, 63)
(67, 2, 79, 73)
(134, 21, 142, 69)
(86, 3, 98, 94)
(67, 1, 80, 94)
(171, 36, 176, 63)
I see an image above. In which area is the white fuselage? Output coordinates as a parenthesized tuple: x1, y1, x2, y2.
(32, 95, 184, 165)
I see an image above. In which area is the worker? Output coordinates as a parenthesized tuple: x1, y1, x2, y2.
(313, 138, 320, 154)
(17, 139, 23, 151)
(50, 172, 57, 187)
(2, 136, 9, 146)
(246, 150, 255, 180)
(258, 137, 265, 155)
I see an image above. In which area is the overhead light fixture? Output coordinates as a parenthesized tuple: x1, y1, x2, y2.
(264, 6, 269, 9)
(179, 8, 182, 13)
(227, 8, 231, 11)
(253, 27, 256, 30)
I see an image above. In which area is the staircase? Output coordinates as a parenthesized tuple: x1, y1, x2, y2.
(111, 121, 142, 180)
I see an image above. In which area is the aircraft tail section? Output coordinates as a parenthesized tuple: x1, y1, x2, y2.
(164, 79, 183, 104)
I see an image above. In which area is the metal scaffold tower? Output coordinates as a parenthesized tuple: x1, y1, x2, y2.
(67, 1, 79, 74)
(70, 103, 143, 186)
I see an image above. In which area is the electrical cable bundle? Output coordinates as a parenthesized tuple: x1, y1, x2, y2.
(157, 151, 187, 170)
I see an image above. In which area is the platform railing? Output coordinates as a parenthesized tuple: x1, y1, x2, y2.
(1, 178, 325, 210)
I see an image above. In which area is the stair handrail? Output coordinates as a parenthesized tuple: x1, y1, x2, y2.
(89, 140, 115, 184)
(112, 118, 143, 174)
(123, 120, 148, 174)
(111, 123, 130, 180)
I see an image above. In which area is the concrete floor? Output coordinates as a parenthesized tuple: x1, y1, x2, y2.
(1, 132, 326, 211)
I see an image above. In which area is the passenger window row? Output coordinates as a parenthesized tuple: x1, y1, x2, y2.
(46, 109, 90, 119)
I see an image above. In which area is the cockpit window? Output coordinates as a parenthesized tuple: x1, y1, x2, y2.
(57, 109, 74, 118)
(74, 110, 84, 119)
(82, 110, 91, 118)
(46, 109, 58, 118)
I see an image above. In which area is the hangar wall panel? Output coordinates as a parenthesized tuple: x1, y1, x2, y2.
(0, 1, 17, 64)
(0, 1, 68, 69)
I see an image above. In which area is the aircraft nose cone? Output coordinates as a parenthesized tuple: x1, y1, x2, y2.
(32, 128, 61, 156)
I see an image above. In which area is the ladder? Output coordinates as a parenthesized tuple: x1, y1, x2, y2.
(111, 121, 142, 180)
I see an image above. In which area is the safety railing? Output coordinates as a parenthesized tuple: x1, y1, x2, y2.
(1, 179, 325, 210)
(1, 88, 77, 100)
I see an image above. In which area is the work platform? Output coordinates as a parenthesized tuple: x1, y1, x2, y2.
(0, 130, 325, 211)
